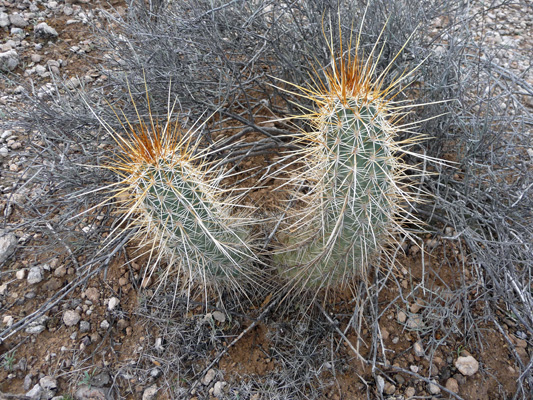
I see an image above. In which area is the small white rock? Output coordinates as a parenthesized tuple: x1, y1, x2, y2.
(397, 310, 407, 323)
(212, 311, 226, 323)
(26, 325, 45, 334)
(27, 266, 43, 284)
(0, 230, 17, 263)
(213, 381, 227, 398)
(63, 310, 81, 327)
(455, 355, 479, 376)
(39, 376, 57, 391)
(413, 341, 425, 357)
(25, 383, 42, 400)
(376, 375, 385, 394)
(428, 379, 441, 394)
(406, 315, 424, 330)
(16, 269, 26, 280)
(0, 12, 9, 28)
(108, 297, 119, 311)
(202, 369, 216, 386)
(142, 385, 158, 400)
(9, 13, 28, 28)
(3, 315, 14, 327)
(100, 320, 110, 330)
(34, 22, 58, 38)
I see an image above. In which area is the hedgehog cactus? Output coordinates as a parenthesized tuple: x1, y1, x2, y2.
(273, 30, 425, 289)
(91, 90, 259, 292)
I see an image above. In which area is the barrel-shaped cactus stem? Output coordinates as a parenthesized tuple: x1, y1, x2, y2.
(272, 26, 433, 293)
(88, 89, 261, 297)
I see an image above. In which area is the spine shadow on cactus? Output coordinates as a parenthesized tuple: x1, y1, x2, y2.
(270, 15, 438, 293)
(84, 82, 263, 297)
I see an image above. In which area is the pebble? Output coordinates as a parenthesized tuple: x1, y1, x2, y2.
(84, 287, 100, 302)
(410, 300, 424, 313)
(66, 76, 81, 89)
(10, 27, 24, 37)
(212, 311, 226, 323)
(54, 265, 67, 277)
(91, 371, 110, 387)
(0, 146, 9, 157)
(0, 283, 7, 296)
(397, 310, 407, 323)
(74, 386, 107, 400)
(376, 375, 385, 393)
(117, 319, 128, 330)
(202, 369, 216, 385)
(413, 341, 425, 357)
(9, 13, 28, 28)
(212, 381, 227, 398)
(108, 296, 119, 311)
(79, 321, 90, 333)
(393, 374, 405, 385)
(34, 22, 59, 39)
(427, 379, 441, 394)
(0, 230, 17, 263)
(100, 320, 110, 330)
(39, 376, 57, 391)
(383, 382, 396, 395)
(405, 387, 415, 397)
(455, 355, 479, 376)
(63, 310, 81, 326)
(16, 269, 26, 279)
(25, 324, 45, 334)
(25, 383, 42, 400)
(27, 266, 43, 284)
(142, 385, 158, 400)
(445, 377, 459, 393)
(23, 374, 33, 391)
(406, 316, 424, 330)
(31, 54, 41, 63)
(380, 328, 390, 341)
(0, 12, 9, 28)
(3, 315, 14, 327)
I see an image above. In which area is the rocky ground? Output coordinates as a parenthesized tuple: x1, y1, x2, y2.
(0, 0, 532, 399)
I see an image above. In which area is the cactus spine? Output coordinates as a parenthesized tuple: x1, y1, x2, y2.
(273, 30, 424, 289)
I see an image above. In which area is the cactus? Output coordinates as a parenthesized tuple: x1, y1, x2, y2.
(273, 28, 427, 290)
(90, 88, 259, 292)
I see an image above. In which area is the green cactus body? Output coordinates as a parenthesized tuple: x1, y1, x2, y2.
(275, 95, 400, 287)
(136, 158, 252, 281)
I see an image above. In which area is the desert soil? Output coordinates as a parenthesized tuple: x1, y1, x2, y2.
(0, 1, 531, 399)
